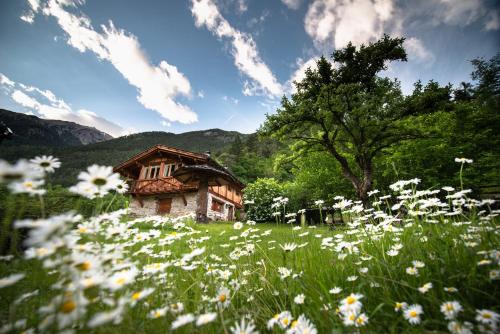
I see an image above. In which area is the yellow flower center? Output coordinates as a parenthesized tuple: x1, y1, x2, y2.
(446, 304, 454, 311)
(218, 294, 227, 303)
(36, 248, 48, 256)
(132, 292, 141, 300)
(82, 278, 94, 287)
(282, 318, 290, 326)
(24, 182, 33, 188)
(290, 320, 297, 327)
(78, 227, 88, 233)
(409, 310, 418, 318)
(349, 314, 356, 321)
(60, 300, 76, 314)
(346, 296, 356, 304)
(92, 177, 107, 186)
(116, 277, 126, 285)
(483, 313, 492, 319)
(154, 311, 162, 318)
(77, 261, 91, 271)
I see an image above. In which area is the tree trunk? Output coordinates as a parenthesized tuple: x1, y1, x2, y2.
(357, 157, 373, 207)
(326, 143, 373, 206)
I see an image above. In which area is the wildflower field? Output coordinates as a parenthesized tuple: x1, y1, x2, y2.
(0, 157, 499, 334)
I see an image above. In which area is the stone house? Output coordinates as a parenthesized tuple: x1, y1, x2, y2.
(113, 145, 244, 222)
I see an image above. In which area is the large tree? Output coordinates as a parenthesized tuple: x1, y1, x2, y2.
(260, 36, 450, 204)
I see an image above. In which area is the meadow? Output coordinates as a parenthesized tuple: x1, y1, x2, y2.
(0, 157, 499, 334)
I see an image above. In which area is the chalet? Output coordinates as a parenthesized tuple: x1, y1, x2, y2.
(113, 145, 244, 222)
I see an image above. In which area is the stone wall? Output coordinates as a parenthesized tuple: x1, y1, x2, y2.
(129, 197, 157, 216)
(129, 191, 238, 221)
(207, 192, 235, 221)
(129, 192, 198, 217)
(171, 192, 197, 216)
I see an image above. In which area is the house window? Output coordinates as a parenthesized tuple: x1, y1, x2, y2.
(163, 163, 177, 177)
(147, 165, 161, 179)
(211, 199, 224, 212)
(142, 166, 149, 179)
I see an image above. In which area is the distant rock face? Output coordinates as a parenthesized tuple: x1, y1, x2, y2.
(0, 109, 112, 146)
(45, 120, 113, 145)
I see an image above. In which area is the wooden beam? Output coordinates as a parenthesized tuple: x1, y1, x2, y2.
(196, 175, 209, 223)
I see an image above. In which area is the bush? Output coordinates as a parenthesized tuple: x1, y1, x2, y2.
(243, 178, 283, 222)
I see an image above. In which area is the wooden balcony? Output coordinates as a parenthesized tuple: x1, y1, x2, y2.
(130, 177, 198, 195)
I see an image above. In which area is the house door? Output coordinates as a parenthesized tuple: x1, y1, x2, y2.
(157, 198, 172, 214)
(227, 205, 234, 221)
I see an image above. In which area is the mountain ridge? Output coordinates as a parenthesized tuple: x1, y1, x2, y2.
(0, 109, 112, 146)
(0, 109, 252, 185)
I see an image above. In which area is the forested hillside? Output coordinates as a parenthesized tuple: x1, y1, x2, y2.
(0, 113, 260, 185)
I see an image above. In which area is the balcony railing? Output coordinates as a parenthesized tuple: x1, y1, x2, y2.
(130, 177, 197, 195)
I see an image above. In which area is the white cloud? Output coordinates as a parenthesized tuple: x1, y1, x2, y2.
(419, 0, 497, 31)
(236, 0, 247, 14)
(303, 0, 496, 61)
(1, 73, 128, 137)
(404, 37, 435, 64)
(20, 12, 35, 23)
(287, 57, 319, 93)
(27, 0, 40, 12)
(197, 90, 205, 98)
(0, 74, 15, 87)
(26, 0, 197, 124)
(304, 0, 395, 50)
(12, 90, 40, 109)
(190, 0, 282, 98)
(436, 0, 486, 26)
(281, 0, 302, 10)
(20, 0, 40, 23)
(485, 10, 500, 31)
(222, 95, 239, 104)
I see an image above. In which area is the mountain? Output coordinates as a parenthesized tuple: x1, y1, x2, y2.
(0, 109, 112, 146)
(0, 109, 250, 185)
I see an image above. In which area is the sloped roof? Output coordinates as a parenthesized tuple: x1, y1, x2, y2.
(172, 164, 243, 187)
(113, 144, 244, 188)
(113, 144, 208, 172)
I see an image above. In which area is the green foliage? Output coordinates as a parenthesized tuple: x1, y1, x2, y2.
(282, 151, 355, 210)
(214, 133, 284, 185)
(377, 55, 500, 192)
(261, 36, 451, 203)
(242, 178, 284, 222)
(0, 185, 128, 254)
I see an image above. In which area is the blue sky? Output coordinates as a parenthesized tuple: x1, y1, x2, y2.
(0, 0, 498, 136)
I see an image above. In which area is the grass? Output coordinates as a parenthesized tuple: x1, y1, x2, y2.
(1, 204, 499, 333)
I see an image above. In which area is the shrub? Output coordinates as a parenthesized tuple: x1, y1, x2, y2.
(243, 178, 283, 222)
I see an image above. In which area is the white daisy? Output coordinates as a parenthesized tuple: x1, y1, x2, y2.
(440, 301, 462, 320)
(403, 304, 423, 325)
(196, 312, 217, 326)
(171, 313, 195, 329)
(294, 293, 305, 304)
(30, 155, 61, 173)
